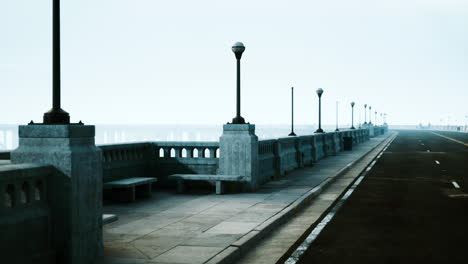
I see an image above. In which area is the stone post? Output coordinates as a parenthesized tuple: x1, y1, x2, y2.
(219, 124, 259, 191)
(11, 125, 102, 264)
(363, 122, 375, 137)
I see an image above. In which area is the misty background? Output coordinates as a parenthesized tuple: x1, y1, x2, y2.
(1, 0, 467, 149)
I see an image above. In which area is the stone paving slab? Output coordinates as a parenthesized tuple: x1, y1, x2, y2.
(103, 134, 390, 264)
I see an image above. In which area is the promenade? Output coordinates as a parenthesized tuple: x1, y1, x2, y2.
(103, 133, 392, 264)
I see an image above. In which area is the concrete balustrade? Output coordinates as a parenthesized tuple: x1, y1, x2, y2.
(253, 128, 375, 185)
(258, 139, 277, 183)
(152, 142, 220, 186)
(0, 163, 55, 263)
(99, 141, 220, 186)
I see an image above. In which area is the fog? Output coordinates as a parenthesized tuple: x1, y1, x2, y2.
(1, 0, 467, 127)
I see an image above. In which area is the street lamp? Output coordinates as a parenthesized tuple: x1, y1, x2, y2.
(375, 111, 377, 125)
(369, 106, 372, 124)
(43, 0, 70, 124)
(315, 88, 324, 133)
(288, 87, 296, 136)
(231, 42, 246, 124)
(364, 104, 367, 124)
(350, 102, 355, 129)
(335, 101, 339, 132)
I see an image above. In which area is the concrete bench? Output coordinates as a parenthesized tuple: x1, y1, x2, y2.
(104, 177, 157, 202)
(103, 214, 118, 225)
(169, 174, 245, 195)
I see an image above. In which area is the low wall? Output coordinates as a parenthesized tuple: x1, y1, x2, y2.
(99, 128, 376, 188)
(0, 163, 55, 263)
(255, 128, 372, 182)
(99, 141, 219, 187)
(152, 142, 219, 186)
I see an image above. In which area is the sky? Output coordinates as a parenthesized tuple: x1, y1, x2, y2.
(1, 0, 467, 126)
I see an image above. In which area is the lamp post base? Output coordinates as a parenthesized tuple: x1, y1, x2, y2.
(335, 128, 340, 132)
(315, 128, 324, 133)
(288, 131, 297, 136)
(350, 126, 356, 129)
(43, 108, 70, 124)
(231, 116, 246, 124)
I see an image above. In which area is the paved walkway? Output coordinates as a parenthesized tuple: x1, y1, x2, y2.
(103, 134, 391, 264)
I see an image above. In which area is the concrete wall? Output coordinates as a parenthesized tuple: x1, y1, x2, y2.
(99, 141, 219, 187)
(254, 128, 373, 183)
(0, 163, 55, 264)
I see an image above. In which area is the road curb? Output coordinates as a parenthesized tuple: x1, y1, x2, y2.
(205, 133, 396, 264)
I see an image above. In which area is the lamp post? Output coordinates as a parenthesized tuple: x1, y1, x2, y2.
(350, 102, 355, 129)
(465, 115, 467, 132)
(375, 111, 377, 125)
(335, 101, 339, 131)
(364, 104, 367, 124)
(315, 88, 324, 133)
(288, 87, 296, 136)
(369, 106, 372, 124)
(43, 0, 70, 124)
(231, 42, 246, 124)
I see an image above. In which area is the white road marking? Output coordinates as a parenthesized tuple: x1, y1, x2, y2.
(452, 181, 461, 189)
(435, 160, 440, 165)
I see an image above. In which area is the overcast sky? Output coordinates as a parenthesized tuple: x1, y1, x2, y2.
(1, 0, 467, 126)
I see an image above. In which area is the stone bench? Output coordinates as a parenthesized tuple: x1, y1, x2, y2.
(168, 174, 245, 195)
(104, 177, 157, 202)
(103, 214, 118, 225)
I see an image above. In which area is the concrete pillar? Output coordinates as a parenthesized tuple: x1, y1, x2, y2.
(11, 125, 102, 264)
(363, 123, 374, 137)
(219, 124, 258, 191)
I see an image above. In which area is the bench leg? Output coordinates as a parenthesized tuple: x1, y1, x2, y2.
(216, 181, 224, 195)
(136, 183, 152, 198)
(177, 179, 185, 193)
(130, 186, 136, 202)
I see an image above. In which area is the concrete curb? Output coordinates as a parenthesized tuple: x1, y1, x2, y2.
(205, 134, 395, 264)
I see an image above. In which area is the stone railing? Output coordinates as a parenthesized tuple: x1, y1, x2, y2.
(97, 127, 381, 188)
(99, 141, 220, 185)
(298, 135, 315, 166)
(0, 151, 10, 160)
(152, 142, 219, 185)
(277, 137, 299, 176)
(0, 163, 54, 262)
(254, 128, 376, 180)
(99, 142, 151, 183)
(257, 139, 277, 183)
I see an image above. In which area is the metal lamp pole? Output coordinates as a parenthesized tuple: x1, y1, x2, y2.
(364, 104, 367, 124)
(43, 0, 70, 124)
(335, 101, 339, 132)
(288, 87, 296, 136)
(350, 102, 355, 129)
(369, 106, 372, 124)
(231, 42, 246, 124)
(315, 88, 324, 133)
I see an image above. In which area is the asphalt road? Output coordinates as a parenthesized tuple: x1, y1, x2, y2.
(297, 130, 468, 264)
